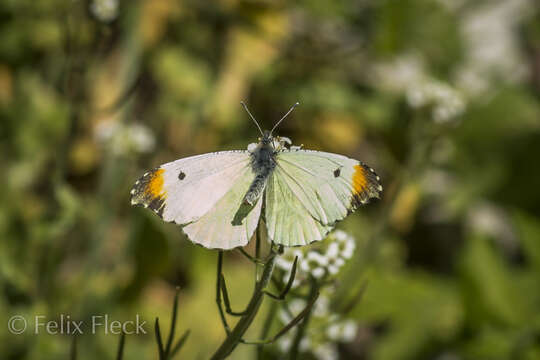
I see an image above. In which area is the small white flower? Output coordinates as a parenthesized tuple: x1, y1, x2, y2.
(95, 121, 155, 155)
(312, 267, 325, 279)
(326, 242, 339, 258)
(128, 124, 156, 153)
(374, 54, 425, 93)
(300, 252, 328, 273)
(313, 294, 330, 317)
(276, 326, 311, 354)
(325, 241, 347, 275)
(277, 335, 292, 352)
(90, 0, 118, 22)
(333, 230, 348, 242)
(313, 343, 339, 360)
(341, 321, 358, 342)
(406, 86, 429, 108)
(327, 324, 342, 341)
(332, 231, 356, 260)
(326, 320, 358, 342)
(299, 337, 311, 352)
(327, 257, 345, 275)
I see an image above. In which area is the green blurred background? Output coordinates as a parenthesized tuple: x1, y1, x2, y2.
(1, 0, 540, 359)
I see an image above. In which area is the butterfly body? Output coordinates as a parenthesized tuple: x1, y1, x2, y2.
(244, 131, 276, 205)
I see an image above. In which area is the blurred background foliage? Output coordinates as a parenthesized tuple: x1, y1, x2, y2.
(1, 0, 540, 359)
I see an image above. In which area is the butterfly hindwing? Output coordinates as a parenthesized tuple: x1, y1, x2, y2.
(131, 151, 262, 249)
(266, 164, 334, 246)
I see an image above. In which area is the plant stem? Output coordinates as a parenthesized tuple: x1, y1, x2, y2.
(210, 250, 277, 360)
(289, 279, 318, 360)
(256, 300, 278, 359)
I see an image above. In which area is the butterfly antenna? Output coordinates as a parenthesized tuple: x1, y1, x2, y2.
(241, 102, 264, 136)
(270, 102, 300, 135)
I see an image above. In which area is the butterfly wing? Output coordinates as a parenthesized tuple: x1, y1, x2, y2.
(131, 151, 262, 249)
(265, 166, 334, 246)
(265, 149, 382, 246)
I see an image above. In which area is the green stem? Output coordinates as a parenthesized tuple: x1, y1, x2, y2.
(210, 250, 277, 360)
(289, 279, 318, 360)
(256, 300, 278, 359)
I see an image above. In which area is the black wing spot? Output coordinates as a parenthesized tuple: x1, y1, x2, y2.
(178, 171, 186, 180)
(334, 168, 341, 177)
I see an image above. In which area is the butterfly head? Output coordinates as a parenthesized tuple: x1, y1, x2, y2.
(251, 131, 293, 152)
(261, 130, 273, 145)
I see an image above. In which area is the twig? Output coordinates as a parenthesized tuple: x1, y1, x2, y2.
(340, 280, 368, 315)
(289, 279, 319, 359)
(257, 301, 278, 359)
(164, 288, 180, 355)
(155, 319, 166, 360)
(210, 244, 278, 359)
(116, 333, 126, 360)
(240, 290, 319, 345)
(263, 256, 298, 301)
(154, 287, 189, 359)
(70, 336, 77, 360)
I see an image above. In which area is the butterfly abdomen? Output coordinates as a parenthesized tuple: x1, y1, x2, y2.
(244, 144, 276, 205)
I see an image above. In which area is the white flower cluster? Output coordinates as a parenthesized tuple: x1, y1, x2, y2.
(90, 0, 119, 23)
(406, 79, 465, 123)
(373, 54, 424, 94)
(455, 0, 532, 97)
(95, 121, 155, 156)
(274, 230, 358, 360)
(277, 294, 358, 360)
(467, 202, 517, 250)
(435, 0, 465, 13)
(276, 230, 356, 283)
(374, 55, 465, 123)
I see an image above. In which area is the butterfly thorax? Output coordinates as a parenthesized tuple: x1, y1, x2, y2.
(243, 134, 277, 205)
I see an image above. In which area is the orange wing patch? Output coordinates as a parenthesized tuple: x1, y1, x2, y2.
(145, 168, 166, 200)
(130, 168, 167, 216)
(350, 163, 382, 208)
(352, 164, 368, 196)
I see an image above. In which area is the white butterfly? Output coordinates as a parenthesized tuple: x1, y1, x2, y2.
(130, 103, 382, 249)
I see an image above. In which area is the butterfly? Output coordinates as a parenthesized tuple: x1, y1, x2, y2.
(130, 103, 382, 249)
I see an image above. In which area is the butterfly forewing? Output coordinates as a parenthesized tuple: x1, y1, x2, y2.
(131, 151, 262, 249)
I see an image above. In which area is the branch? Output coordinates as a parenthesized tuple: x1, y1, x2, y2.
(239, 289, 319, 345)
(263, 256, 298, 301)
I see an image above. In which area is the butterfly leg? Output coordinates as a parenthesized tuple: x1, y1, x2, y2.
(237, 289, 319, 345)
(219, 272, 250, 316)
(236, 248, 266, 265)
(216, 252, 250, 321)
(262, 256, 298, 301)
